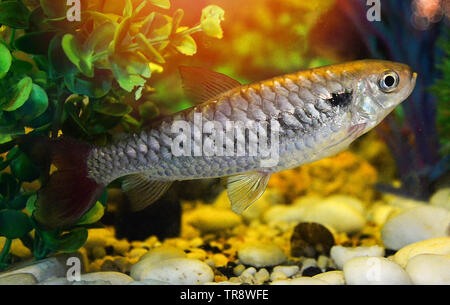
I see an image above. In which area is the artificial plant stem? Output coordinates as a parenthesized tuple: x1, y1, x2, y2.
(9, 29, 15, 46)
(0, 238, 12, 263)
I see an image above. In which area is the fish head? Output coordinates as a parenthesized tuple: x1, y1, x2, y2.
(349, 60, 417, 132)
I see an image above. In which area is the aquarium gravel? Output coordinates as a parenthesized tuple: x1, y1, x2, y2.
(1, 154, 448, 285)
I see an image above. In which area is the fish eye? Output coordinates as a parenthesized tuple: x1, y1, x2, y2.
(379, 71, 399, 93)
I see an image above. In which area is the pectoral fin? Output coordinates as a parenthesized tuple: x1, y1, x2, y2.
(122, 174, 173, 211)
(226, 172, 271, 214)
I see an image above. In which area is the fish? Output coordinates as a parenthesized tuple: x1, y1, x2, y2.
(29, 59, 417, 229)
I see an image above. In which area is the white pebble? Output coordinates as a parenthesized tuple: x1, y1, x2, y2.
(238, 243, 287, 267)
(273, 265, 299, 278)
(313, 271, 345, 285)
(405, 254, 450, 285)
(239, 267, 257, 284)
(139, 258, 214, 285)
(330, 245, 385, 270)
(0, 273, 37, 285)
(271, 277, 328, 285)
(300, 258, 317, 273)
(393, 237, 450, 268)
(430, 188, 450, 210)
(80, 272, 134, 285)
(343, 256, 411, 285)
(185, 206, 242, 233)
(381, 205, 450, 250)
(300, 198, 366, 233)
(130, 246, 186, 280)
(254, 268, 270, 284)
(270, 271, 287, 282)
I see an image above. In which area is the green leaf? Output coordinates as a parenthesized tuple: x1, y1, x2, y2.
(10, 153, 40, 182)
(13, 84, 49, 123)
(64, 72, 112, 98)
(14, 31, 57, 55)
(25, 194, 37, 215)
(112, 16, 132, 53)
(42, 228, 88, 253)
(10, 60, 33, 78)
(139, 101, 159, 121)
(136, 33, 165, 64)
(173, 34, 197, 56)
(84, 22, 116, 55)
(149, 0, 171, 9)
(40, 0, 67, 18)
(93, 99, 133, 117)
(0, 173, 18, 200)
(8, 194, 29, 210)
(109, 53, 148, 92)
(3, 77, 33, 112)
(77, 202, 104, 225)
(0, 43, 12, 79)
(48, 35, 77, 79)
(0, 1, 30, 29)
(0, 210, 32, 239)
(61, 34, 93, 78)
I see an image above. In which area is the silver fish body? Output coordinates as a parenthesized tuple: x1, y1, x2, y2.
(87, 60, 417, 186)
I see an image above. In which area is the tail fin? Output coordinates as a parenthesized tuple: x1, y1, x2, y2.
(19, 136, 105, 229)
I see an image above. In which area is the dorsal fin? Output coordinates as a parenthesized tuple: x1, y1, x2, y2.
(179, 66, 241, 103)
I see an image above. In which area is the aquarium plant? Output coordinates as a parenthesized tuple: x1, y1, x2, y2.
(0, 0, 224, 269)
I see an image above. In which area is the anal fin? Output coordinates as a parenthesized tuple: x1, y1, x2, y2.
(122, 174, 173, 211)
(226, 172, 271, 214)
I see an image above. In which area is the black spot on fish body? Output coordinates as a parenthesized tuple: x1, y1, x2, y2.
(326, 90, 353, 107)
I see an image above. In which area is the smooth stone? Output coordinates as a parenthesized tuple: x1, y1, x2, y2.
(38, 277, 70, 285)
(128, 279, 170, 285)
(430, 188, 450, 210)
(270, 271, 287, 282)
(393, 237, 450, 268)
(186, 206, 242, 233)
(405, 254, 450, 285)
(381, 206, 450, 250)
(313, 271, 345, 285)
(271, 277, 328, 285)
(0, 273, 37, 285)
(330, 245, 385, 270)
(300, 199, 366, 233)
(254, 268, 270, 284)
(299, 258, 317, 273)
(367, 203, 402, 226)
(240, 267, 257, 284)
(130, 246, 186, 280)
(80, 272, 134, 285)
(140, 258, 214, 285)
(273, 265, 299, 278)
(0, 255, 74, 282)
(343, 256, 412, 285)
(238, 244, 287, 267)
(263, 205, 305, 224)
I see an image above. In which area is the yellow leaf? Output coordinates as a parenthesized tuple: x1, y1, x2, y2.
(200, 5, 225, 39)
(174, 34, 197, 56)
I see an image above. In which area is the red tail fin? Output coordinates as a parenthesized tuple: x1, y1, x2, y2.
(21, 136, 105, 229)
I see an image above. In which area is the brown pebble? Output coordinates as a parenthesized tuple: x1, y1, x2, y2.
(290, 222, 335, 258)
